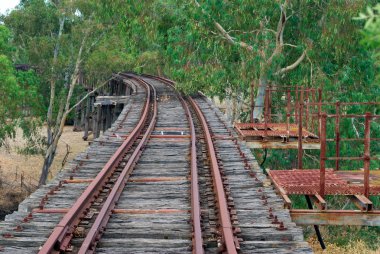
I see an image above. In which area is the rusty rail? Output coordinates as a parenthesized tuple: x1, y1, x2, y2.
(78, 75, 158, 253)
(188, 97, 237, 254)
(141, 73, 204, 253)
(39, 74, 153, 253)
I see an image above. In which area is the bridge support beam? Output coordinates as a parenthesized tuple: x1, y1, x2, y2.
(290, 209, 380, 226)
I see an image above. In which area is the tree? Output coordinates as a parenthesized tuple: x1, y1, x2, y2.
(3, 0, 127, 185)
(192, 1, 307, 120)
(0, 24, 42, 150)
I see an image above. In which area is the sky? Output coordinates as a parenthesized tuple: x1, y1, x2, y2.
(0, 0, 20, 15)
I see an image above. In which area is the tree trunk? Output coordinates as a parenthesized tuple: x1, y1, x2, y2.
(252, 76, 268, 121)
(39, 30, 88, 186)
(38, 144, 57, 186)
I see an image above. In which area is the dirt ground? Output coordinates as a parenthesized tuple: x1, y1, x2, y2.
(0, 126, 89, 219)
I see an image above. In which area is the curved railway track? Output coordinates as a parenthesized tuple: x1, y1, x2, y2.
(0, 73, 311, 254)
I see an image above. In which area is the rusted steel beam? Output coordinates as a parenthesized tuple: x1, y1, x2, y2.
(78, 76, 158, 254)
(189, 97, 237, 254)
(335, 102, 341, 171)
(326, 138, 380, 141)
(350, 195, 373, 212)
(297, 88, 304, 169)
(246, 141, 321, 150)
(290, 209, 380, 226)
(308, 194, 326, 210)
(39, 75, 152, 254)
(320, 113, 327, 197)
(265, 168, 292, 209)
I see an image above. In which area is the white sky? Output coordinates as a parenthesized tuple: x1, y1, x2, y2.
(0, 0, 20, 15)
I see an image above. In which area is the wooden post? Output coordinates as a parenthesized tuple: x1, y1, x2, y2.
(105, 105, 112, 130)
(83, 97, 91, 140)
(80, 101, 85, 130)
(94, 104, 101, 138)
(112, 104, 117, 123)
(89, 95, 94, 131)
(73, 96, 81, 131)
(101, 106, 106, 133)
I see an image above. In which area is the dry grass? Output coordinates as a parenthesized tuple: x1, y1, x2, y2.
(0, 126, 89, 218)
(309, 237, 380, 254)
(0, 126, 89, 183)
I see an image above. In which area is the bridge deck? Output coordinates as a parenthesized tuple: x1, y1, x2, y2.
(0, 75, 311, 253)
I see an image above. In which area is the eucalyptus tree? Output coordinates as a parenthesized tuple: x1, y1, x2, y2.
(191, 0, 308, 120)
(4, 0, 127, 185)
(0, 24, 41, 148)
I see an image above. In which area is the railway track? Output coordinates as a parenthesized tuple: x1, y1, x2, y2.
(0, 74, 311, 253)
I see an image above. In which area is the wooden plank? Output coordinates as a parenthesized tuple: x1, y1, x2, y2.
(290, 209, 380, 226)
(246, 141, 320, 150)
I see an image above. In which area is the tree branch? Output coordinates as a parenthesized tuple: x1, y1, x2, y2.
(66, 77, 113, 115)
(275, 50, 307, 75)
(213, 22, 253, 51)
(266, 3, 287, 66)
(194, 0, 253, 52)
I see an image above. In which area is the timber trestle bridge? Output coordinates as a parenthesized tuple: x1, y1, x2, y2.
(0, 74, 311, 253)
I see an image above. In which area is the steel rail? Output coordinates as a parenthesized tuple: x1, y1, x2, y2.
(188, 97, 237, 254)
(143, 74, 204, 254)
(39, 76, 152, 254)
(78, 75, 158, 253)
(181, 96, 204, 254)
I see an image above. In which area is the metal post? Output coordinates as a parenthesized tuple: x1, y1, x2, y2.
(306, 89, 310, 130)
(318, 88, 322, 137)
(286, 89, 291, 140)
(250, 81, 255, 123)
(268, 85, 272, 123)
(335, 102, 340, 171)
(364, 112, 371, 198)
(297, 88, 304, 169)
(320, 113, 327, 197)
(295, 85, 299, 124)
(264, 88, 269, 139)
(311, 89, 316, 135)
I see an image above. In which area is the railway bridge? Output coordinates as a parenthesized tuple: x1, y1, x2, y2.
(0, 73, 311, 253)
